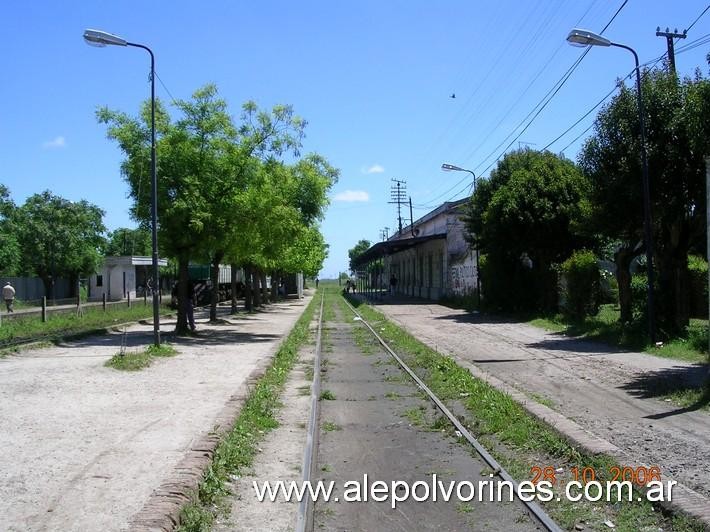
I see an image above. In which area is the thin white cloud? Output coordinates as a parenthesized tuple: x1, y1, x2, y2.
(42, 136, 66, 149)
(334, 190, 370, 202)
(362, 164, 384, 174)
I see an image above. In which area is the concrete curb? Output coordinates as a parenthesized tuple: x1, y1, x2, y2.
(382, 312, 710, 528)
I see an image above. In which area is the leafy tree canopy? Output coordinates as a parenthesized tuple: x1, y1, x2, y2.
(0, 184, 20, 275)
(15, 191, 106, 292)
(105, 226, 152, 256)
(348, 239, 371, 273)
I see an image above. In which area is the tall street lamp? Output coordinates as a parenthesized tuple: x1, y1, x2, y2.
(441, 163, 481, 310)
(566, 28, 656, 343)
(84, 29, 161, 346)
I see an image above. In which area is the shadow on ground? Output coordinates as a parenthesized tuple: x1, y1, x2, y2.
(619, 363, 710, 418)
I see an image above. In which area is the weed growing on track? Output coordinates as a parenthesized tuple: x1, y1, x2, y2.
(105, 344, 177, 371)
(343, 295, 706, 532)
(322, 421, 341, 432)
(319, 389, 336, 400)
(177, 295, 318, 532)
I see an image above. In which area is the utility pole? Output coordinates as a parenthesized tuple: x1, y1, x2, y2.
(388, 179, 407, 235)
(655, 27, 686, 74)
(408, 197, 417, 237)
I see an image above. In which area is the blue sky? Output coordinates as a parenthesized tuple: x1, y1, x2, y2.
(1, 1, 708, 278)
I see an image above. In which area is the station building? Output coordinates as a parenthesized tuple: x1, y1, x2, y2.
(88, 256, 168, 301)
(352, 199, 479, 301)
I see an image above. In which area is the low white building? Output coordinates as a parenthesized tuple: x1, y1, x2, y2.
(353, 199, 478, 300)
(89, 256, 168, 301)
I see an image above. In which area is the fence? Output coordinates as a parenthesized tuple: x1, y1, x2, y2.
(0, 292, 164, 327)
(0, 276, 72, 301)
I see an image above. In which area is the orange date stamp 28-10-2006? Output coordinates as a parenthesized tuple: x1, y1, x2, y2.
(531, 465, 662, 486)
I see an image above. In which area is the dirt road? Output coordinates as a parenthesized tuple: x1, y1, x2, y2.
(373, 300, 710, 500)
(0, 299, 309, 532)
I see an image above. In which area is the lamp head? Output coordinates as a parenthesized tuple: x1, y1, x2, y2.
(83, 29, 127, 47)
(566, 28, 611, 48)
(441, 163, 464, 172)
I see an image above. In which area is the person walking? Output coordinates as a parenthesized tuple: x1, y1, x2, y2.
(3, 281, 16, 312)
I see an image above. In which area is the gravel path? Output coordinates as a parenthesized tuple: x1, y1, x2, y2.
(373, 300, 710, 499)
(0, 298, 309, 532)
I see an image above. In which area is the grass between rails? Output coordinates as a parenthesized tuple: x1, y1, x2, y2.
(105, 344, 178, 371)
(342, 295, 704, 532)
(0, 303, 170, 349)
(177, 292, 319, 532)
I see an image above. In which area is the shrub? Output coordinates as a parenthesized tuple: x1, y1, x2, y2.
(560, 250, 600, 321)
(688, 255, 708, 318)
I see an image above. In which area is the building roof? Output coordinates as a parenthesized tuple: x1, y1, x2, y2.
(352, 198, 469, 268)
(352, 233, 446, 268)
(389, 197, 468, 241)
(104, 256, 168, 267)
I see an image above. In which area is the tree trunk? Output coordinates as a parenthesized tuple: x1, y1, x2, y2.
(231, 263, 239, 314)
(614, 246, 635, 323)
(656, 220, 690, 335)
(243, 265, 253, 311)
(271, 270, 279, 300)
(209, 250, 224, 322)
(252, 268, 262, 307)
(260, 271, 269, 304)
(176, 256, 190, 334)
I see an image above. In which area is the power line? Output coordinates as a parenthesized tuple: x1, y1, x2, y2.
(427, 1, 629, 207)
(154, 71, 179, 105)
(542, 29, 710, 152)
(468, 0, 629, 176)
(541, 84, 618, 151)
(417, 0, 601, 172)
(685, 4, 710, 33)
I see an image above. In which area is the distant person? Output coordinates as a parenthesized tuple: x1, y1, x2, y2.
(3, 281, 15, 312)
(389, 274, 398, 295)
(315, 278, 319, 288)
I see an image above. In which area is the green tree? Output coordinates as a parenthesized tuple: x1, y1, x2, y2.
(105, 226, 152, 256)
(99, 85, 235, 331)
(15, 191, 106, 298)
(348, 239, 371, 273)
(466, 149, 589, 311)
(0, 185, 20, 275)
(579, 69, 710, 332)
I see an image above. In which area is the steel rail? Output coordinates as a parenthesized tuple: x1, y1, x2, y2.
(295, 290, 325, 532)
(343, 297, 563, 532)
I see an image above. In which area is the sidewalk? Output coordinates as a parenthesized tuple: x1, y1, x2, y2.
(369, 297, 710, 522)
(0, 295, 311, 532)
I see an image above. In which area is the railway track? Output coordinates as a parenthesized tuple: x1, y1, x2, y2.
(297, 290, 562, 531)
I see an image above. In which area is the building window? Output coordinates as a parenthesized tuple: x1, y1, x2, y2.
(96, 275, 103, 287)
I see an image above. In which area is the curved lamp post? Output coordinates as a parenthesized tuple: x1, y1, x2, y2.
(442, 163, 481, 310)
(566, 28, 656, 343)
(84, 29, 161, 346)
